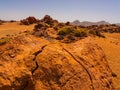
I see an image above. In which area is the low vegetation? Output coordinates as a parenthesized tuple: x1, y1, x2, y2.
(57, 26, 105, 42)
(58, 26, 88, 37)
(89, 30, 105, 38)
(58, 26, 75, 36)
(0, 37, 10, 45)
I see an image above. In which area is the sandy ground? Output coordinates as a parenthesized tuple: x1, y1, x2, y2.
(94, 33, 120, 89)
(0, 22, 35, 38)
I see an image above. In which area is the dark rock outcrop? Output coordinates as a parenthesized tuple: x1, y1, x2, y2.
(20, 16, 38, 25)
(87, 24, 120, 33)
(33, 22, 49, 37)
(0, 35, 113, 90)
(40, 15, 58, 27)
(33, 15, 59, 37)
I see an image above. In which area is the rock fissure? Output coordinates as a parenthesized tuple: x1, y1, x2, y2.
(32, 61, 39, 74)
(32, 45, 47, 74)
(32, 45, 47, 61)
(63, 48, 94, 90)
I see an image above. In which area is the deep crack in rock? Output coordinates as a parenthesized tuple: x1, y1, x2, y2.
(32, 45, 47, 74)
(32, 61, 39, 74)
(32, 45, 47, 61)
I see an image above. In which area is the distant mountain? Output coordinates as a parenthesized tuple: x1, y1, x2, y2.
(72, 20, 80, 26)
(115, 23, 120, 26)
(71, 20, 110, 26)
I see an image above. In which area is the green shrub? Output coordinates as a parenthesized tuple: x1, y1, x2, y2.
(74, 27, 88, 37)
(89, 30, 105, 38)
(74, 30, 87, 37)
(57, 26, 75, 36)
(58, 26, 88, 38)
(0, 38, 10, 45)
(89, 30, 96, 35)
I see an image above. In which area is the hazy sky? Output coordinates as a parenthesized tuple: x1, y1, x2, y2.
(0, 0, 120, 23)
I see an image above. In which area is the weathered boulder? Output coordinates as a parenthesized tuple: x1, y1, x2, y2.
(0, 35, 113, 90)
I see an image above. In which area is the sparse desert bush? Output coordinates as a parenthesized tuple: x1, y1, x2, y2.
(57, 23, 65, 28)
(89, 30, 105, 38)
(95, 30, 105, 38)
(65, 21, 70, 25)
(0, 38, 10, 45)
(57, 26, 88, 42)
(57, 26, 75, 36)
(75, 31, 87, 37)
(74, 28, 88, 37)
(58, 26, 88, 38)
(56, 35, 64, 40)
(66, 34, 75, 40)
(10, 20, 16, 23)
(89, 30, 96, 35)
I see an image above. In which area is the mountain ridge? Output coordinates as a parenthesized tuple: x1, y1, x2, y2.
(71, 20, 110, 26)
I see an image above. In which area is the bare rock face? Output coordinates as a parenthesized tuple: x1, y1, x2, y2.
(0, 36, 113, 90)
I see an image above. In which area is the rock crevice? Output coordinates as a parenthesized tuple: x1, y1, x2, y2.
(32, 45, 47, 74)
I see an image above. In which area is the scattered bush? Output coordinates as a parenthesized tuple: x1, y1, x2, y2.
(89, 30, 105, 38)
(58, 26, 88, 38)
(74, 28, 88, 37)
(57, 26, 88, 42)
(66, 35, 75, 40)
(57, 26, 75, 36)
(89, 30, 96, 35)
(65, 21, 70, 25)
(56, 35, 64, 40)
(0, 38, 10, 45)
(10, 20, 16, 23)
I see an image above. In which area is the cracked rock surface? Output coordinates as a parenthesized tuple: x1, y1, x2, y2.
(0, 35, 113, 90)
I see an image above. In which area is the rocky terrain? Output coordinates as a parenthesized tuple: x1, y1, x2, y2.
(0, 35, 113, 90)
(87, 24, 120, 33)
(0, 15, 119, 90)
